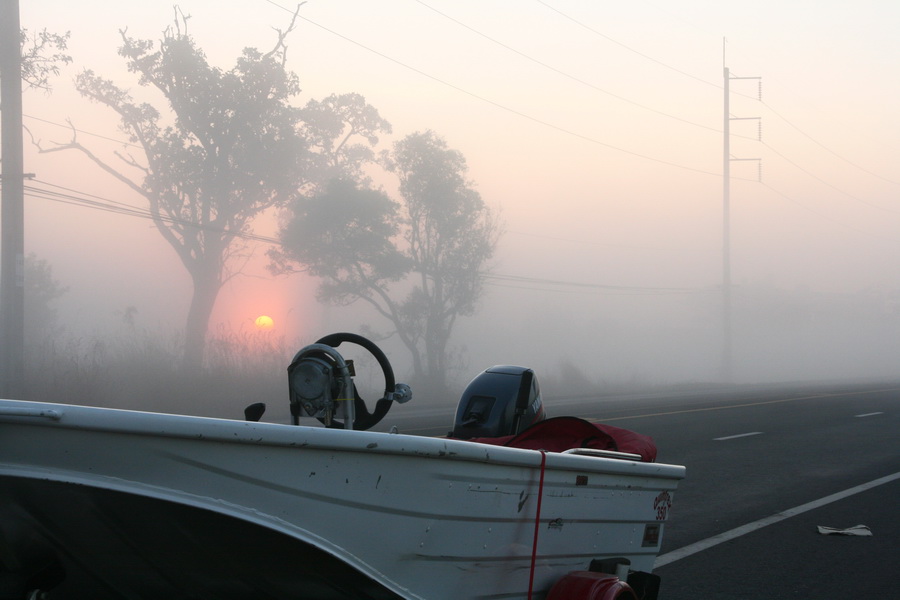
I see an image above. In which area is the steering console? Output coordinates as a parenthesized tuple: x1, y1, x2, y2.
(287, 333, 412, 430)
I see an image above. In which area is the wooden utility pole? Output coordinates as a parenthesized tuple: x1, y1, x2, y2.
(1, 0, 26, 398)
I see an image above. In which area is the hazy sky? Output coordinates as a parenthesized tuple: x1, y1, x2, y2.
(16, 1, 900, 383)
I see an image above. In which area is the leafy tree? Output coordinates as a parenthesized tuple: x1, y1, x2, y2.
(24, 253, 68, 344)
(272, 131, 500, 392)
(38, 11, 389, 369)
(300, 92, 392, 187)
(19, 28, 71, 91)
(0, 27, 70, 92)
(0, 27, 70, 173)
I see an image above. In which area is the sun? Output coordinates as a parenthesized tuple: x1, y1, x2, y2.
(254, 315, 275, 330)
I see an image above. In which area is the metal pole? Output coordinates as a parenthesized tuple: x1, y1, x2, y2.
(722, 67, 732, 382)
(1, 0, 26, 398)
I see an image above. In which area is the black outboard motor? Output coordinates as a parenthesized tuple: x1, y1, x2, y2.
(450, 366, 546, 439)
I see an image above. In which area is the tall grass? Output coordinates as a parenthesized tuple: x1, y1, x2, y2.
(24, 326, 296, 422)
(21, 325, 688, 424)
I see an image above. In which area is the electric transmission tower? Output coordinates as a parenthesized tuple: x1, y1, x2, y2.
(722, 64, 762, 381)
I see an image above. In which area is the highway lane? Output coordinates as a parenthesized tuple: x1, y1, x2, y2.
(387, 381, 900, 598)
(591, 383, 900, 599)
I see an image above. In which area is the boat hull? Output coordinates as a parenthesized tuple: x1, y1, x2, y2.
(1, 477, 401, 599)
(0, 399, 685, 599)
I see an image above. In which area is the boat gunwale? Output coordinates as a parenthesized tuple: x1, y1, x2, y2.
(0, 398, 685, 479)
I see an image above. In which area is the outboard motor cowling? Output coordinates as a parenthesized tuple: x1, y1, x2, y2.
(450, 366, 546, 439)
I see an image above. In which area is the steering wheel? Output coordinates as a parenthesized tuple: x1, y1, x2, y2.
(313, 332, 398, 431)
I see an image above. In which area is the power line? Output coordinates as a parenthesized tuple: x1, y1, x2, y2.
(23, 113, 139, 149)
(22, 179, 282, 245)
(535, 0, 758, 108)
(415, 0, 720, 135)
(23, 178, 715, 297)
(506, 229, 711, 255)
(271, 0, 892, 204)
(21, 174, 896, 300)
(26, 0, 890, 212)
(537, 1, 897, 190)
(535, 0, 719, 91)
(30, 1, 885, 202)
(761, 141, 899, 214)
(761, 100, 900, 187)
(263, 0, 720, 177)
(483, 272, 717, 296)
(755, 180, 900, 246)
(23, 3, 896, 256)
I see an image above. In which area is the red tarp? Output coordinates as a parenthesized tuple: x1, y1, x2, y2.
(463, 416, 657, 462)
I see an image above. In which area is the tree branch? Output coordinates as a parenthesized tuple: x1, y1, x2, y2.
(264, 3, 304, 65)
(33, 121, 144, 197)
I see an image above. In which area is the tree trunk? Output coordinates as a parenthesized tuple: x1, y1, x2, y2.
(182, 264, 221, 372)
(423, 312, 448, 393)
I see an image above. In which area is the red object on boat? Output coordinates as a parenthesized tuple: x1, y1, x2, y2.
(546, 571, 637, 600)
(465, 416, 657, 462)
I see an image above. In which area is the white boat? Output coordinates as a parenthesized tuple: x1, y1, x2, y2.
(0, 333, 685, 600)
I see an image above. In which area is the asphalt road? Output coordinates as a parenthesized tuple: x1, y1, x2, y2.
(388, 380, 900, 599)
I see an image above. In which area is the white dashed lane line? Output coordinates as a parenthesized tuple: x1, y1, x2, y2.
(712, 410, 885, 440)
(713, 431, 763, 441)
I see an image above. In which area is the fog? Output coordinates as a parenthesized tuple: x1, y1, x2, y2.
(11, 1, 900, 412)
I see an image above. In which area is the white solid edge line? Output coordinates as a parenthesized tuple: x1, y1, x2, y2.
(655, 471, 900, 569)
